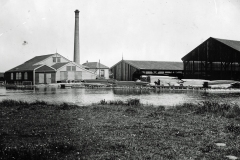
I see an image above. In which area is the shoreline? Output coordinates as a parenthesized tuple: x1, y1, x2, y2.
(3, 83, 240, 93)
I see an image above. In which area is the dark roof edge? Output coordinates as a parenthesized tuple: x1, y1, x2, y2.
(181, 37, 212, 61)
(110, 60, 123, 69)
(110, 60, 141, 69)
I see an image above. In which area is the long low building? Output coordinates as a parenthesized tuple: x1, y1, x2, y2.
(110, 60, 183, 81)
(4, 53, 97, 85)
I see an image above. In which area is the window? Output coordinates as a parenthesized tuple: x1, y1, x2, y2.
(11, 73, 13, 80)
(66, 66, 71, 71)
(72, 66, 76, 71)
(53, 57, 56, 62)
(100, 70, 105, 77)
(19, 73, 22, 80)
(24, 72, 28, 80)
(16, 73, 19, 80)
(57, 57, 61, 62)
(66, 66, 77, 71)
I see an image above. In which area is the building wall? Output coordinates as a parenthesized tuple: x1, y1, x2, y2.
(82, 71, 97, 79)
(35, 72, 56, 84)
(56, 63, 97, 82)
(4, 71, 33, 84)
(110, 60, 137, 81)
(93, 68, 109, 79)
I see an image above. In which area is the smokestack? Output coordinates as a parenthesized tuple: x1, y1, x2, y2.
(73, 9, 80, 64)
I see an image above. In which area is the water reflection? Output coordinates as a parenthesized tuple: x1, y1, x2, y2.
(0, 86, 240, 106)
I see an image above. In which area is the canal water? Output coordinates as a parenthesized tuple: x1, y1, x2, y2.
(0, 86, 240, 106)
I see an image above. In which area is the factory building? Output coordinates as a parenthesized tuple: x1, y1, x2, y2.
(82, 62, 109, 79)
(4, 53, 96, 85)
(182, 37, 240, 80)
(110, 60, 183, 81)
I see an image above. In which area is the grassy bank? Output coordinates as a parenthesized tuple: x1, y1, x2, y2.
(1, 99, 240, 159)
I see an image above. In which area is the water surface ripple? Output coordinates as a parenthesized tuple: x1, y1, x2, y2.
(0, 87, 240, 106)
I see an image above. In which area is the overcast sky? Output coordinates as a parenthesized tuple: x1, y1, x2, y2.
(0, 0, 240, 72)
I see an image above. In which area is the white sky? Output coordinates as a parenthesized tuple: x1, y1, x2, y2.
(0, 0, 240, 72)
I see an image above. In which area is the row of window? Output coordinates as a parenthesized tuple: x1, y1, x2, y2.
(66, 66, 76, 71)
(53, 57, 61, 63)
(11, 72, 28, 80)
(10, 70, 106, 80)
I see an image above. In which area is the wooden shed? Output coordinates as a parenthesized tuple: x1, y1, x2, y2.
(182, 37, 240, 80)
(110, 60, 183, 81)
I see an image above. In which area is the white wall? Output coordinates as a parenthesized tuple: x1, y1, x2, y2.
(82, 71, 97, 79)
(94, 68, 109, 79)
(56, 62, 97, 81)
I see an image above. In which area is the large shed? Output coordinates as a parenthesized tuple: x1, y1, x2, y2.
(110, 60, 183, 81)
(182, 37, 240, 80)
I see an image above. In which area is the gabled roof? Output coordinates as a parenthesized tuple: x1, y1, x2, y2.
(6, 54, 54, 72)
(117, 60, 183, 70)
(82, 62, 109, 69)
(50, 61, 96, 75)
(35, 65, 56, 72)
(51, 62, 69, 70)
(214, 38, 240, 52)
(181, 37, 240, 61)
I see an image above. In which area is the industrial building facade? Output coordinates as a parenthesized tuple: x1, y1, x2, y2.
(4, 53, 97, 85)
(110, 60, 183, 81)
(182, 37, 240, 80)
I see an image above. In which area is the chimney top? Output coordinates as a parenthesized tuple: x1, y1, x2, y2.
(75, 10, 80, 13)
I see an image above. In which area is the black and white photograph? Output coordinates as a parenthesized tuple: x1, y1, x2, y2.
(1, 0, 240, 159)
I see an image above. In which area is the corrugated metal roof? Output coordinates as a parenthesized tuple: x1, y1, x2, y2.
(6, 54, 54, 72)
(124, 60, 183, 70)
(214, 38, 240, 52)
(82, 62, 109, 69)
(51, 62, 69, 69)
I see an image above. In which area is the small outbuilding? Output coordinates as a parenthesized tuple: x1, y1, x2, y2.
(110, 60, 183, 81)
(82, 62, 109, 79)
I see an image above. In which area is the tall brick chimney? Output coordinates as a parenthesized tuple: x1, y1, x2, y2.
(73, 9, 80, 64)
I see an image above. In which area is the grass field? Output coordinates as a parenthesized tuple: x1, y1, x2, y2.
(1, 99, 240, 159)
